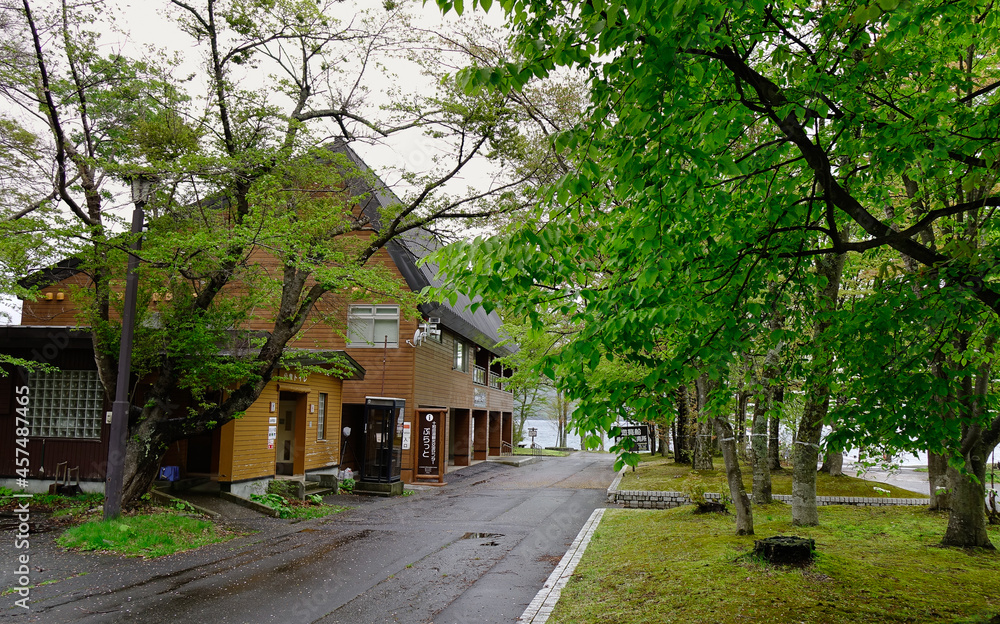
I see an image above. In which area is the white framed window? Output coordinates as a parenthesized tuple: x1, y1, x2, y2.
(453, 339, 468, 373)
(347, 305, 399, 348)
(27, 370, 103, 439)
(317, 393, 327, 441)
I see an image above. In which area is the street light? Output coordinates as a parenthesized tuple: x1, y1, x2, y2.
(103, 175, 156, 521)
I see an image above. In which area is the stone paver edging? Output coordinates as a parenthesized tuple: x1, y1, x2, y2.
(606, 467, 929, 509)
(518, 508, 606, 624)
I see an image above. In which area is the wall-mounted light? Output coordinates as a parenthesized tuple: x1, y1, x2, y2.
(56, 292, 65, 301)
(44, 293, 54, 300)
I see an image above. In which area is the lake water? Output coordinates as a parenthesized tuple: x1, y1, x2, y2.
(520, 419, 610, 450)
(518, 420, 982, 468)
(520, 419, 561, 448)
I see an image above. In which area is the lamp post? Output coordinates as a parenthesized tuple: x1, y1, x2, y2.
(103, 175, 155, 521)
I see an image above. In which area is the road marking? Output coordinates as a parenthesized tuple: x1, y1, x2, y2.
(518, 507, 606, 623)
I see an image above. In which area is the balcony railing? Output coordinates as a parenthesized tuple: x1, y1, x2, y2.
(473, 365, 487, 386)
(489, 371, 503, 390)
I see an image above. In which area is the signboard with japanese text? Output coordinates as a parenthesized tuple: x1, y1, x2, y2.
(615, 425, 650, 452)
(416, 410, 440, 476)
(402, 422, 411, 450)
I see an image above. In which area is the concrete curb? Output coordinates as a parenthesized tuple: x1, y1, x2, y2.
(606, 466, 929, 509)
(518, 508, 606, 624)
(606, 465, 626, 500)
(488, 456, 543, 467)
(219, 491, 281, 517)
(150, 487, 221, 519)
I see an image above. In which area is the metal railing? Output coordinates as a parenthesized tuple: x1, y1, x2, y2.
(474, 365, 487, 385)
(501, 441, 513, 456)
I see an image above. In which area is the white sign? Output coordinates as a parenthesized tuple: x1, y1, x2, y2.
(268, 425, 277, 440)
(268, 417, 277, 424)
(402, 422, 411, 450)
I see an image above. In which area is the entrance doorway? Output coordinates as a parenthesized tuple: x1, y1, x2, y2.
(276, 396, 298, 475)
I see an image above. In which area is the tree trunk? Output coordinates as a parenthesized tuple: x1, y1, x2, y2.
(820, 448, 844, 476)
(791, 397, 826, 526)
(792, 249, 845, 526)
(928, 451, 952, 510)
(736, 387, 749, 461)
(751, 396, 772, 504)
(119, 406, 173, 505)
(693, 375, 714, 470)
(752, 343, 781, 503)
(693, 420, 714, 469)
(819, 423, 844, 476)
(768, 386, 783, 470)
(942, 439, 995, 549)
(714, 416, 753, 535)
(674, 384, 690, 464)
(659, 424, 669, 457)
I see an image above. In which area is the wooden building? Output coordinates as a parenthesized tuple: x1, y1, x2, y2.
(0, 143, 513, 494)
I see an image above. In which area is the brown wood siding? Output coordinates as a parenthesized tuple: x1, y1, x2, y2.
(486, 387, 514, 412)
(219, 373, 343, 482)
(240, 243, 417, 352)
(20, 274, 93, 326)
(223, 398, 274, 482)
(413, 331, 475, 408)
(302, 376, 342, 472)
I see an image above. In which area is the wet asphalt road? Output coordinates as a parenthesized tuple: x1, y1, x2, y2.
(2, 452, 616, 623)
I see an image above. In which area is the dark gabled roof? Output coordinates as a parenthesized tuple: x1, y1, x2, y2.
(333, 142, 514, 357)
(17, 142, 513, 357)
(281, 349, 366, 381)
(15, 257, 85, 294)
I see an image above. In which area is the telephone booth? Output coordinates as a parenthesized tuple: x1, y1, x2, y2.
(360, 397, 405, 483)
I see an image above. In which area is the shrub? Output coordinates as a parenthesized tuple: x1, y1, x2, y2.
(250, 493, 294, 518)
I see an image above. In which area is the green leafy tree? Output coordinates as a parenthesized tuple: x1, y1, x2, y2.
(3, 0, 538, 506)
(433, 0, 1000, 545)
(490, 314, 556, 445)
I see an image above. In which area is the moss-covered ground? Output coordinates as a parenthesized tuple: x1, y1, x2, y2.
(551, 505, 1000, 624)
(619, 455, 927, 499)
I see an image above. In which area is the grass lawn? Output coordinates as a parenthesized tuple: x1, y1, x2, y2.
(56, 513, 234, 558)
(619, 455, 927, 499)
(1, 488, 241, 560)
(552, 505, 1000, 624)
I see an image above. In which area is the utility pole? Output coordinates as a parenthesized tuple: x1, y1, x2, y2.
(103, 175, 155, 520)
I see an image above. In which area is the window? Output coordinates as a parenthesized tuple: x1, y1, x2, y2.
(347, 305, 399, 348)
(453, 339, 468, 373)
(27, 370, 103, 439)
(317, 393, 327, 441)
